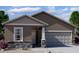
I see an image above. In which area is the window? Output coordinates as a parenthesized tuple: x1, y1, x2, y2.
(14, 27, 23, 42)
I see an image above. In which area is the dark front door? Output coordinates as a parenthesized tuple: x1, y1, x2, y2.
(35, 27, 42, 47)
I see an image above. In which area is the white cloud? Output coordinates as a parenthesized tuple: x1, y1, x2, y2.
(7, 7, 41, 13)
(60, 7, 79, 21)
(47, 7, 69, 14)
(57, 8, 69, 14)
(70, 7, 79, 11)
(56, 11, 72, 22)
(11, 6, 22, 8)
(62, 8, 68, 11)
(47, 7, 70, 22)
(47, 6, 56, 13)
(8, 12, 16, 15)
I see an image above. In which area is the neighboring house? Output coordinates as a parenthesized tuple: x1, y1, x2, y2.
(3, 12, 75, 48)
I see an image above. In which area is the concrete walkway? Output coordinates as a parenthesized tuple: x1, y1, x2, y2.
(0, 45, 79, 53)
(0, 48, 48, 53)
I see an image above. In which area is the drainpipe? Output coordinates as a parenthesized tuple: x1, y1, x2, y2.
(41, 27, 46, 48)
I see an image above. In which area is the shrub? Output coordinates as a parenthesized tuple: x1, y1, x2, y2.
(76, 32, 79, 36)
(75, 37, 79, 44)
(0, 40, 8, 49)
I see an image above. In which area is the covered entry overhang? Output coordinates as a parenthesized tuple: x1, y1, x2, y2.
(3, 15, 48, 48)
(4, 24, 47, 48)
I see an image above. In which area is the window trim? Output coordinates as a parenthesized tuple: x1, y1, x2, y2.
(13, 27, 23, 42)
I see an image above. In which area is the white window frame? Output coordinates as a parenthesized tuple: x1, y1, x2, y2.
(13, 27, 23, 42)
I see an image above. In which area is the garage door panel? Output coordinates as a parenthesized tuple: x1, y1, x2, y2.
(46, 36, 62, 43)
(46, 32, 72, 47)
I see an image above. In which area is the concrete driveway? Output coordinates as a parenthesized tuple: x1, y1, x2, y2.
(0, 45, 79, 53)
(47, 45, 79, 53)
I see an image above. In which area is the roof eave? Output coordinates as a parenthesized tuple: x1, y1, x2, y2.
(3, 15, 48, 26)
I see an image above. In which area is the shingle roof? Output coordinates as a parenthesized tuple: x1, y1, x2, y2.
(32, 11, 75, 28)
(3, 15, 48, 26)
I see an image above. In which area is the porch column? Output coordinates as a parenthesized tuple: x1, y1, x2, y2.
(41, 27, 46, 48)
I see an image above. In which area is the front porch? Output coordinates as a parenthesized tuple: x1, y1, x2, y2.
(6, 26, 46, 49)
(4, 15, 48, 49)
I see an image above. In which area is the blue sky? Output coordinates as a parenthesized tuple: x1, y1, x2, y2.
(0, 6, 79, 22)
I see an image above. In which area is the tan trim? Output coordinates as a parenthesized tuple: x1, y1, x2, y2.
(6, 24, 44, 26)
(46, 30, 72, 32)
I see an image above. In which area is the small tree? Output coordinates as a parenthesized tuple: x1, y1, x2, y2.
(69, 11, 79, 32)
(0, 11, 9, 40)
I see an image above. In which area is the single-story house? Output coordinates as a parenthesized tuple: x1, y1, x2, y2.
(3, 11, 75, 48)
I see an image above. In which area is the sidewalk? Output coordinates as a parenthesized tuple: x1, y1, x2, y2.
(0, 45, 79, 53)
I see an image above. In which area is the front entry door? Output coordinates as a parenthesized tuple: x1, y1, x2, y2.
(36, 27, 42, 47)
(14, 27, 23, 42)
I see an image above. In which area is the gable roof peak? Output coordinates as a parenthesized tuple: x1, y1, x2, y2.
(3, 14, 48, 26)
(32, 11, 49, 16)
(32, 11, 75, 28)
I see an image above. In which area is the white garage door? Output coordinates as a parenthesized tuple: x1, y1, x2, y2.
(46, 31, 72, 47)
